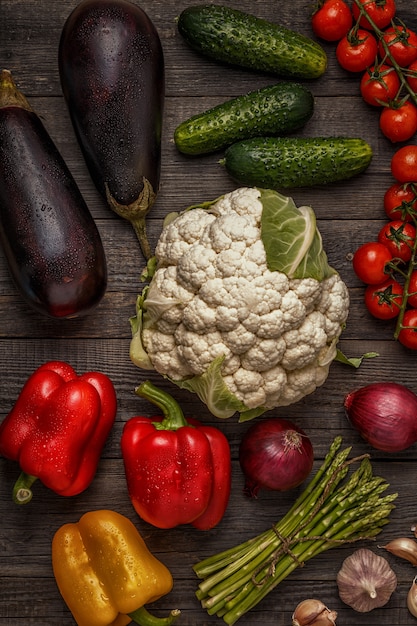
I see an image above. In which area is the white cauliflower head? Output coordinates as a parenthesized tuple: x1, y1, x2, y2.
(130, 187, 349, 421)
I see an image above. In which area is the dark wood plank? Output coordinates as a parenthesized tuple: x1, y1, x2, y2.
(2, 0, 417, 624)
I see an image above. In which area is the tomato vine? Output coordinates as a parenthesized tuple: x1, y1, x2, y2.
(312, 0, 417, 347)
(351, 0, 417, 108)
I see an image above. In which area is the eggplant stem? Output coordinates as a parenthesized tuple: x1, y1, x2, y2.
(105, 177, 156, 260)
(0, 69, 32, 111)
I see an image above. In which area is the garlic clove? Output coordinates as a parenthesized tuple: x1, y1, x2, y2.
(408, 576, 417, 618)
(382, 537, 417, 566)
(292, 599, 337, 625)
(336, 548, 397, 612)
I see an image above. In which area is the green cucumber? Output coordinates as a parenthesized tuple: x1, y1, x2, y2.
(221, 137, 373, 188)
(177, 4, 327, 79)
(174, 82, 314, 155)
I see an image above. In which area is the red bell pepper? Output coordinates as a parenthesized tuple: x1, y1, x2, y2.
(121, 381, 231, 530)
(0, 360, 117, 504)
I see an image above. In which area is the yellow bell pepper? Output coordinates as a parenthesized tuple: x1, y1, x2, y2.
(52, 509, 180, 626)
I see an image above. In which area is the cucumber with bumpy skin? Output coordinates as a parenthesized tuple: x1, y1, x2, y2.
(174, 83, 314, 155)
(221, 137, 373, 188)
(177, 4, 327, 79)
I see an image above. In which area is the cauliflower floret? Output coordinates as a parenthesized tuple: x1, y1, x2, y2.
(182, 297, 217, 332)
(250, 272, 289, 314)
(131, 187, 350, 419)
(223, 323, 257, 355)
(316, 273, 350, 336)
(212, 187, 263, 221)
(216, 246, 262, 279)
(246, 239, 267, 266)
(145, 266, 194, 325)
(281, 311, 329, 371)
(174, 326, 232, 375)
(142, 329, 190, 379)
(201, 213, 260, 253)
(156, 208, 216, 265)
(176, 243, 217, 290)
(199, 278, 231, 307)
(262, 365, 288, 400)
(241, 272, 291, 337)
(203, 276, 256, 321)
(289, 277, 322, 313)
(241, 337, 286, 371)
(280, 290, 307, 330)
(224, 367, 267, 409)
(243, 310, 284, 338)
(278, 360, 331, 406)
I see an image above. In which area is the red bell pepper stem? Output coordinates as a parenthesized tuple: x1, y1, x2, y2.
(135, 381, 188, 430)
(12, 472, 37, 505)
(128, 606, 181, 626)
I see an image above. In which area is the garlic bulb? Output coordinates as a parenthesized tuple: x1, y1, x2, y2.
(336, 548, 397, 612)
(292, 599, 337, 625)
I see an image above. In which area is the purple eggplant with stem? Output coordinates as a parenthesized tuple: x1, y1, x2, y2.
(0, 70, 107, 319)
(59, 0, 165, 260)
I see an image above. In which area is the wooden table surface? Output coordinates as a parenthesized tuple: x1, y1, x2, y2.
(2, 0, 417, 624)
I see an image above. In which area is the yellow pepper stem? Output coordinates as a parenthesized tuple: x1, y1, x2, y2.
(128, 606, 181, 626)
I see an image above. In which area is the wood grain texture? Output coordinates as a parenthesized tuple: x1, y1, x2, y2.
(1, 0, 417, 624)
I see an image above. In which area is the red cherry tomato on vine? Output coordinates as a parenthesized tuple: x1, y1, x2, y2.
(336, 28, 378, 73)
(406, 59, 417, 92)
(398, 309, 417, 349)
(352, 241, 393, 284)
(378, 26, 417, 68)
(407, 270, 417, 308)
(391, 145, 417, 183)
(364, 278, 403, 320)
(384, 182, 417, 221)
(311, 0, 353, 42)
(379, 101, 417, 143)
(377, 220, 416, 263)
(352, 0, 396, 30)
(360, 64, 401, 106)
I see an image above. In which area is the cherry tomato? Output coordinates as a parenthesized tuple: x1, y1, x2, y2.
(377, 220, 416, 263)
(378, 25, 417, 68)
(336, 28, 378, 73)
(406, 59, 417, 92)
(360, 64, 401, 106)
(311, 0, 353, 42)
(407, 270, 417, 307)
(398, 309, 417, 349)
(379, 101, 417, 143)
(352, 0, 396, 30)
(391, 145, 417, 183)
(384, 182, 417, 221)
(364, 278, 403, 319)
(352, 241, 393, 284)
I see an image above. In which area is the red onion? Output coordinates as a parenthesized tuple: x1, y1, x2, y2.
(344, 382, 417, 452)
(238, 417, 314, 497)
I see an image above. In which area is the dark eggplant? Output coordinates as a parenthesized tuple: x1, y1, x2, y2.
(0, 70, 107, 319)
(58, 0, 165, 260)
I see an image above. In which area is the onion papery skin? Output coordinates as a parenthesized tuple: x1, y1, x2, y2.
(344, 382, 417, 452)
(238, 417, 314, 497)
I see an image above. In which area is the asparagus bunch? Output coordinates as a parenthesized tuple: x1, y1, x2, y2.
(193, 437, 398, 625)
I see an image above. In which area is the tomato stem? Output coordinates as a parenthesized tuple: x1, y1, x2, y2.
(393, 227, 417, 339)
